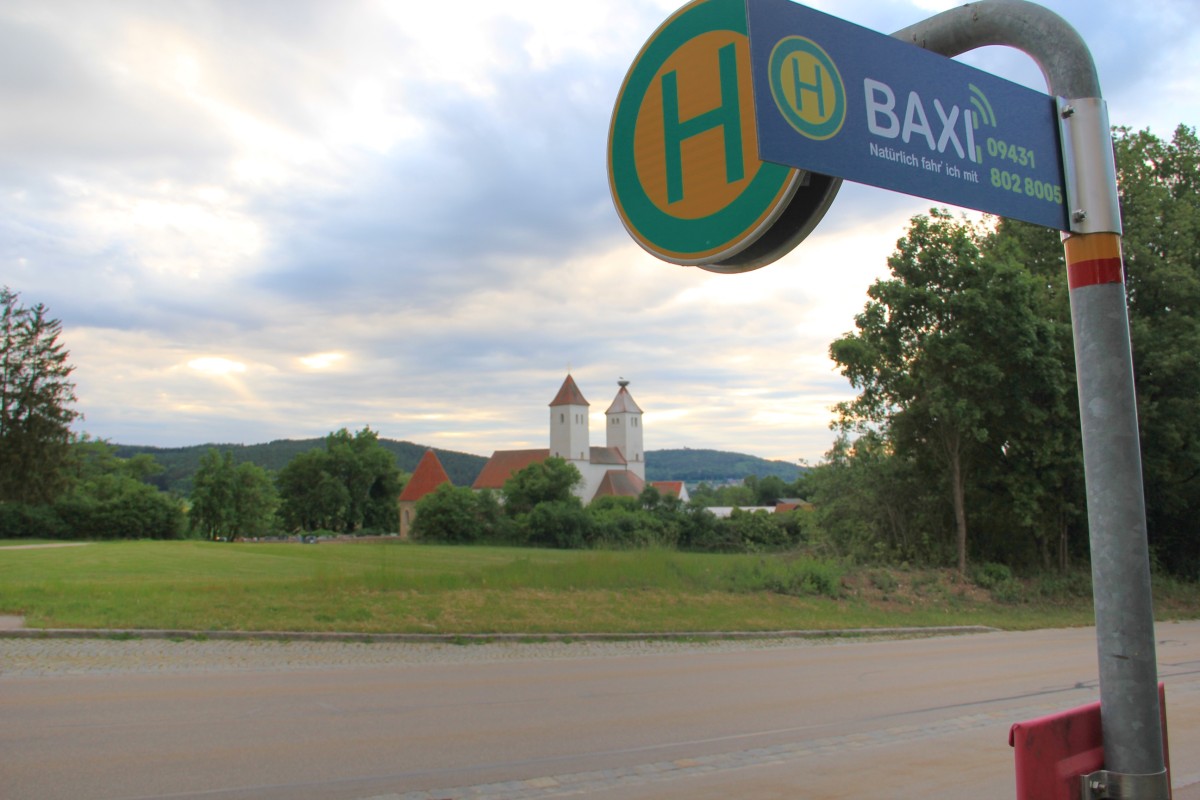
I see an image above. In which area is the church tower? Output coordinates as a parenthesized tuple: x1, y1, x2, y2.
(606, 378, 644, 479)
(549, 374, 590, 462)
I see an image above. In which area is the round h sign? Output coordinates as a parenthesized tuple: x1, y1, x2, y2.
(608, 0, 838, 272)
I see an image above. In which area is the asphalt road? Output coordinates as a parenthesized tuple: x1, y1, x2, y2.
(3, 623, 1200, 800)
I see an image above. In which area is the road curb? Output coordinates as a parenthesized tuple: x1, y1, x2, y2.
(0, 625, 999, 644)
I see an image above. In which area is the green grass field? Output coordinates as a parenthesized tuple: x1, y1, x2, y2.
(1, 540, 1197, 634)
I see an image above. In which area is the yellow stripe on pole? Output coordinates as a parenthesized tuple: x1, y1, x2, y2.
(1063, 232, 1124, 290)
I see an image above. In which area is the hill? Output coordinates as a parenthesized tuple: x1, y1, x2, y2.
(645, 448, 803, 484)
(113, 439, 489, 495)
(112, 441, 802, 495)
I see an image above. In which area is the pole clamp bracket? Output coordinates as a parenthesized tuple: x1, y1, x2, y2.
(1057, 96, 1122, 236)
(1080, 768, 1169, 800)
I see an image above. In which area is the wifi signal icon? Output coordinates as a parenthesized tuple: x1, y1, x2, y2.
(968, 84, 996, 162)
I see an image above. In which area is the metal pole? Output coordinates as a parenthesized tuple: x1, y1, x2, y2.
(1063, 230, 1165, 782)
(893, 1, 1166, 790)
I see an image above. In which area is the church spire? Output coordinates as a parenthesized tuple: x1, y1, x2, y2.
(549, 374, 590, 461)
(549, 373, 589, 408)
(606, 378, 644, 478)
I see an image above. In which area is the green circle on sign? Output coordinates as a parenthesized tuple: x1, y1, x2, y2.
(607, 0, 800, 266)
(768, 36, 846, 141)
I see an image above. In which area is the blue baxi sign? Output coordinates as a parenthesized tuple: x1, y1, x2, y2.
(747, 0, 1069, 230)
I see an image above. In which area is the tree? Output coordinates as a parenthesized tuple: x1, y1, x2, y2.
(831, 210, 1067, 574)
(687, 480, 757, 507)
(0, 288, 80, 504)
(323, 428, 402, 532)
(275, 428, 402, 533)
(411, 485, 507, 544)
(276, 449, 349, 532)
(190, 449, 278, 540)
(228, 462, 279, 538)
(987, 217, 1084, 571)
(804, 432, 944, 564)
(411, 484, 479, 543)
(53, 438, 183, 540)
(501, 457, 582, 516)
(985, 125, 1200, 575)
(1116, 125, 1200, 575)
(190, 449, 234, 540)
(753, 475, 790, 506)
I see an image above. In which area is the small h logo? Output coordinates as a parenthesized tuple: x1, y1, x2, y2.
(768, 36, 845, 141)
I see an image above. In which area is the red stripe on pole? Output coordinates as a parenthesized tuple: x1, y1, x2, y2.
(1067, 257, 1123, 289)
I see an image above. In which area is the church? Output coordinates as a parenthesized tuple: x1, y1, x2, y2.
(398, 375, 684, 538)
(472, 374, 648, 503)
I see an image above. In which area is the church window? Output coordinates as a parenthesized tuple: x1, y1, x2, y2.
(560, 413, 564, 423)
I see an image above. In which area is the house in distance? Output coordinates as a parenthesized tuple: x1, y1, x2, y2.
(397, 448, 453, 539)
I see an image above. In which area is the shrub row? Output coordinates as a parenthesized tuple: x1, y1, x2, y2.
(411, 486, 808, 554)
(0, 486, 185, 540)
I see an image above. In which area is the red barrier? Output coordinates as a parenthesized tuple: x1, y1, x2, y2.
(1009, 684, 1170, 800)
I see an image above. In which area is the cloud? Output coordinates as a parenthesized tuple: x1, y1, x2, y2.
(1, 0, 1196, 465)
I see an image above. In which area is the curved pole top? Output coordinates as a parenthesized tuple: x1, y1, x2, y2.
(891, 0, 1100, 99)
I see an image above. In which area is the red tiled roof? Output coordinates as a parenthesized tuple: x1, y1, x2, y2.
(398, 450, 452, 502)
(589, 446, 626, 466)
(605, 385, 643, 415)
(549, 374, 589, 407)
(471, 449, 550, 490)
(650, 481, 684, 499)
(593, 469, 645, 499)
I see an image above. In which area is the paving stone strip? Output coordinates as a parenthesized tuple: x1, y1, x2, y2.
(0, 634, 918, 677)
(0, 627, 997, 677)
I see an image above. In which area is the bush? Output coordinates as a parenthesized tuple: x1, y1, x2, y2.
(412, 484, 489, 544)
(588, 496, 679, 549)
(1030, 570, 1092, 601)
(725, 509, 792, 551)
(869, 569, 899, 593)
(0, 502, 69, 539)
(990, 579, 1025, 605)
(722, 557, 844, 598)
(524, 500, 595, 549)
(970, 562, 1013, 590)
(55, 481, 184, 540)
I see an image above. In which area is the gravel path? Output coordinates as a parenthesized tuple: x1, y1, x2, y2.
(0, 635, 874, 678)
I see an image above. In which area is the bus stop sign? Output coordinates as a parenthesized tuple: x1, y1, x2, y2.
(607, 0, 839, 272)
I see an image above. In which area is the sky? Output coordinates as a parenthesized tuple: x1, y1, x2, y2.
(1, 0, 1197, 466)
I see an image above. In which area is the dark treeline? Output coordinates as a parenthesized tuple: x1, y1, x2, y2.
(114, 438, 487, 496)
(811, 126, 1200, 578)
(0, 428, 407, 542)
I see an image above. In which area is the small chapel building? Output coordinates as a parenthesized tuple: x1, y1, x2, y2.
(397, 448, 453, 539)
(472, 375, 647, 504)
